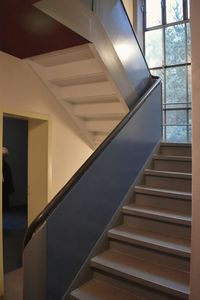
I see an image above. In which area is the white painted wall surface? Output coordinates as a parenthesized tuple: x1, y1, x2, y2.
(190, 1, 200, 299)
(0, 51, 93, 199)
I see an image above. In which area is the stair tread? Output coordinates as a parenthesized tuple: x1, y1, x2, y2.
(134, 186, 192, 200)
(91, 250, 189, 297)
(153, 154, 192, 161)
(122, 204, 191, 225)
(108, 225, 191, 257)
(144, 169, 192, 178)
(160, 142, 191, 147)
(71, 279, 144, 300)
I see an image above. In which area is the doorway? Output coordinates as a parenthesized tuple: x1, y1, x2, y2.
(0, 109, 51, 298)
(3, 116, 28, 274)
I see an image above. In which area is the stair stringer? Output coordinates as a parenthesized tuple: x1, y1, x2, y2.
(61, 140, 161, 299)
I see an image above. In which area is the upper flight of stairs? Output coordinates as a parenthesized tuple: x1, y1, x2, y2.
(27, 43, 129, 149)
(70, 142, 192, 300)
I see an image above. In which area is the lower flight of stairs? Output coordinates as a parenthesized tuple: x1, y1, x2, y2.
(70, 142, 192, 300)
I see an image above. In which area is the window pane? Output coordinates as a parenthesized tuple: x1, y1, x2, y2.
(187, 0, 190, 19)
(187, 23, 191, 63)
(166, 126, 187, 142)
(166, 0, 183, 23)
(188, 65, 191, 103)
(166, 66, 186, 106)
(166, 110, 187, 125)
(188, 110, 192, 125)
(146, 0, 162, 28)
(188, 126, 192, 142)
(145, 29, 163, 68)
(151, 68, 164, 104)
(165, 24, 186, 65)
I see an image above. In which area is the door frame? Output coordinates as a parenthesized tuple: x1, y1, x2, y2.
(0, 108, 52, 296)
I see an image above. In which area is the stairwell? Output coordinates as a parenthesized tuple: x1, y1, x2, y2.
(70, 142, 191, 300)
(27, 43, 129, 149)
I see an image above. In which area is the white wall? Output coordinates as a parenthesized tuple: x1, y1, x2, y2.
(190, 1, 200, 299)
(0, 51, 93, 199)
(122, 0, 133, 25)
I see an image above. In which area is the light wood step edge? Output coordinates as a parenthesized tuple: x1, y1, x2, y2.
(91, 250, 189, 299)
(122, 205, 191, 226)
(144, 169, 192, 179)
(70, 278, 143, 300)
(108, 225, 191, 258)
(153, 154, 192, 162)
(134, 186, 192, 201)
(160, 142, 191, 147)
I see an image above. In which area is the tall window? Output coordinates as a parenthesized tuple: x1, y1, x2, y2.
(144, 0, 191, 143)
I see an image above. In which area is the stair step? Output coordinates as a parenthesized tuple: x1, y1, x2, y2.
(122, 205, 191, 226)
(30, 44, 93, 66)
(91, 250, 189, 299)
(134, 186, 192, 201)
(70, 279, 142, 300)
(134, 186, 191, 215)
(73, 102, 126, 118)
(144, 170, 191, 193)
(152, 155, 191, 173)
(159, 143, 191, 157)
(144, 169, 191, 179)
(108, 225, 191, 258)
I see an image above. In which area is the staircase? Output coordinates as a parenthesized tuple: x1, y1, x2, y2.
(70, 142, 191, 300)
(27, 43, 129, 149)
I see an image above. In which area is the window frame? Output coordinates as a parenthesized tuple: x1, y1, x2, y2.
(143, 0, 191, 143)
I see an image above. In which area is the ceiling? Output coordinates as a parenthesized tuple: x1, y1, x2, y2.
(0, 0, 89, 59)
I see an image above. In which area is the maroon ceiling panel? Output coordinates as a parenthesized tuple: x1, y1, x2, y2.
(0, 1, 89, 58)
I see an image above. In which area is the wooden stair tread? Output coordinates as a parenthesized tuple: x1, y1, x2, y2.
(153, 154, 191, 161)
(144, 169, 192, 179)
(122, 205, 191, 225)
(108, 225, 191, 257)
(134, 186, 192, 200)
(91, 250, 189, 298)
(70, 279, 144, 300)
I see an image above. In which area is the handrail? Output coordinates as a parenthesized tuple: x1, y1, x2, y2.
(24, 77, 161, 248)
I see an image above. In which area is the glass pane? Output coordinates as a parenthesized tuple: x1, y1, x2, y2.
(187, 0, 190, 19)
(166, 126, 187, 142)
(187, 23, 191, 63)
(165, 24, 186, 65)
(166, 66, 186, 106)
(188, 126, 192, 142)
(146, 0, 162, 28)
(166, 110, 187, 125)
(145, 29, 163, 68)
(166, 0, 183, 23)
(188, 65, 191, 103)
(188, 110, 192, 125)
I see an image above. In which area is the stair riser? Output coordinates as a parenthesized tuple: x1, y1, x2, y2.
(159, 146, 191, 157)
(144, 175, 191, 193)
(93, 271, 185, 300)
(153, 160, 191, 173)
(124, 215, 191, 240)
(109, 240, 190, 272)
(135, 194, 191, 214)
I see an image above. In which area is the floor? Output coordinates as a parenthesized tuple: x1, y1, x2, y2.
(3, 206, 27, 299)
(4, 268, 23, 300)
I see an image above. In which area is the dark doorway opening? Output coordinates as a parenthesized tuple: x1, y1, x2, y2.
(3, 116, 28, 274)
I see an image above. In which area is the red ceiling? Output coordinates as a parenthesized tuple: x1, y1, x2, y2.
(0, 1, 89, 58)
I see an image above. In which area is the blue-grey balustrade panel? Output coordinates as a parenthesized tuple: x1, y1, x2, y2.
(93, 0, 151, 108)
(46, 83, 162, 300)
